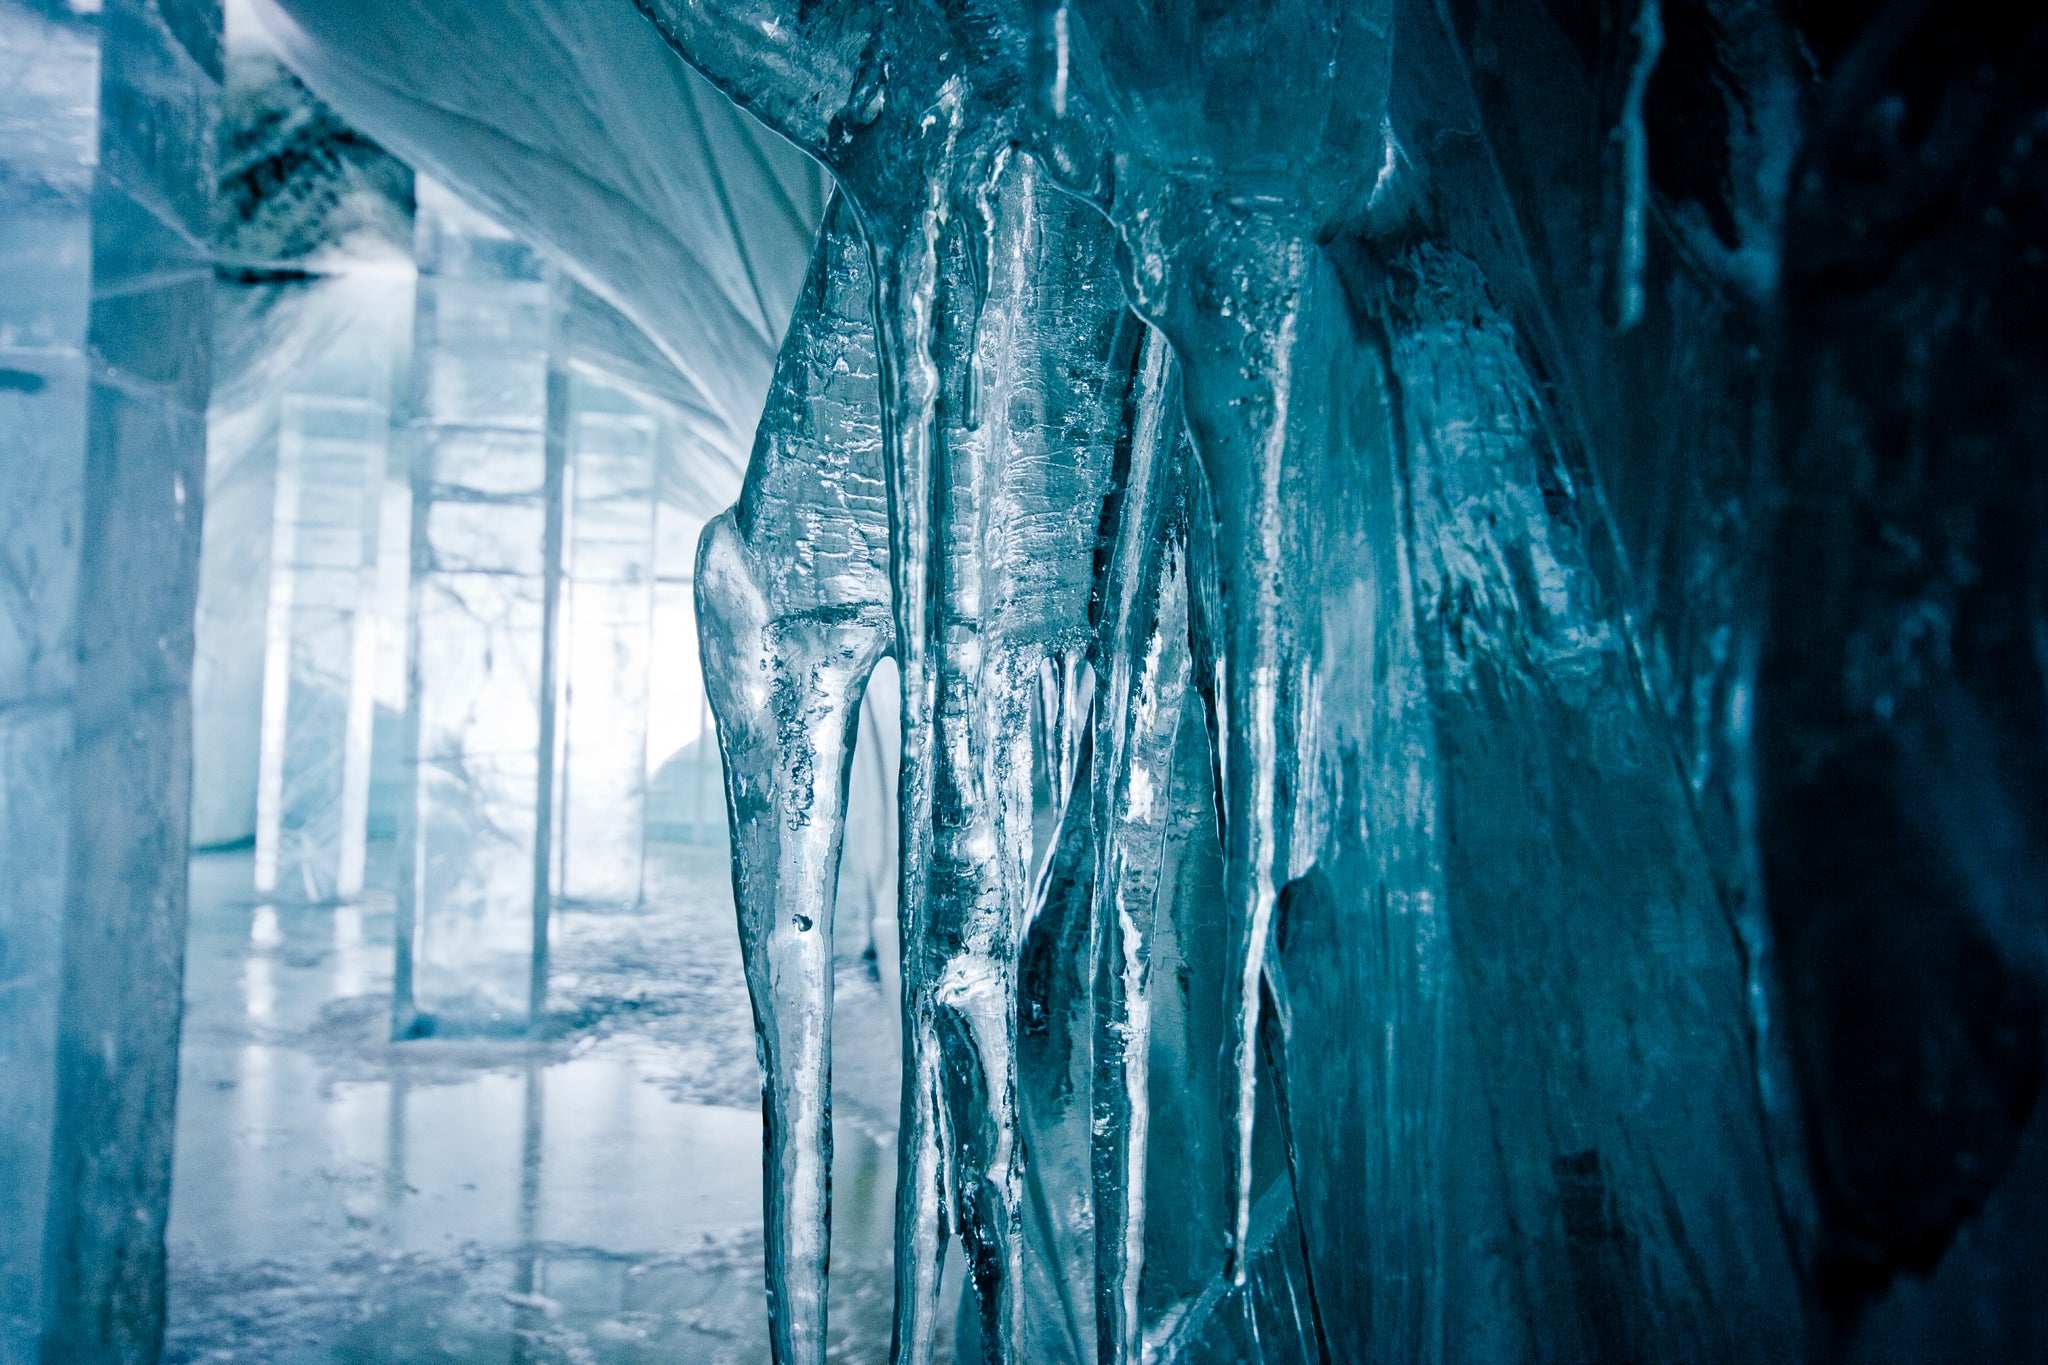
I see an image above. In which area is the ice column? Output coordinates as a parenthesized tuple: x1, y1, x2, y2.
(0, 0, 220, 1357)
(252, 391, 387, 900)
(553, 382, 659, 905)
(392, 178, 568, 1038)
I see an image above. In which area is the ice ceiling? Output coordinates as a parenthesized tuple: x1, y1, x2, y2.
(130, 0, 2048, 1360)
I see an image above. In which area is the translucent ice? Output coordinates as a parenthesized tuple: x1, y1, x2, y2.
(252, 392, 386, 901)
(224, 1, 2048, 1361)
(641, 2, 1816, 1361)
(554, 386, 660, 905)
(391, 179, 568, 1038)
(0, 0, 220, 1357)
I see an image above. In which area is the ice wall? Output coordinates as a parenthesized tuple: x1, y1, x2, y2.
(0, 0, 220, 1358)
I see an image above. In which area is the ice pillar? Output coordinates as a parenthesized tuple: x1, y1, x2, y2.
(0, 0, 220, 1357)
(553, 387, 659, 905)
(252, 391, 387, 901)
(392, 178, 568, 1038)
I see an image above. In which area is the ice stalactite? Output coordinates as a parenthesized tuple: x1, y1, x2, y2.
(697, 194, 892, 1365)
(629, 11, 1082, 1358)
(618, 14, 993, 1348)
(920, 154, 1145, 1361)
(1018, 2, 1399, 1275)
(647, 0, 1396, 1342)
(647, 1, 1816, 1361)
(1083, 335, 1192, 1365)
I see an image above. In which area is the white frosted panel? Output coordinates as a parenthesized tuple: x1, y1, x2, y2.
(555, 409, 657, 903)
(418, 425, 546, 495)
(394, 178, 563, 1037)
(420, 346, 551, 426)
(420, 500, 550, 575)
(254, 396, 384, 900)
(403, 571, 549, 1029)
(430, 277, 556, 345)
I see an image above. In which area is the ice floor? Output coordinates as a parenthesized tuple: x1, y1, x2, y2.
(164, 841, 934, 1363)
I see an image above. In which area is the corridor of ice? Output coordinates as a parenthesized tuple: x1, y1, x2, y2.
(3, 0, 2046, 1361)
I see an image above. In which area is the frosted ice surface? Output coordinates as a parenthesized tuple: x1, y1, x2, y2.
(555, 398, 660, 905)
(392, 179, 567, 1038)
(253, 393, 386, 901)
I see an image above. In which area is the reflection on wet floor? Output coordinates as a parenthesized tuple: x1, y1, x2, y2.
(166, 842, 940, 1363)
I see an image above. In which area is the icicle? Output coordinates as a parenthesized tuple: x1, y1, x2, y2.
(1036, 648, 1092, 825)
(871, 218, 962, 1365)
(917, 152, 1137, 1363)
(1087, 329, 1193, 1364)
(1057, 650, 1092, 809)
(1614, 0, 1664, 330)
(698, 517, 888, 1364)
(922, 170, 1037, 1333)
(1013, 6, 1393, 1278)
(1016, 723, 1101, 1364)
(699, 195, 894, 1365)
(642, 0, 1377, 1328)
(1171, 228, 1319, 1285)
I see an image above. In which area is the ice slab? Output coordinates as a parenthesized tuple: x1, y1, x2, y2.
(552, 387, 659, 905)
(0, 0, 220, 1357)
(392, 179, 567, 1038)
(252, 392, 386, 900)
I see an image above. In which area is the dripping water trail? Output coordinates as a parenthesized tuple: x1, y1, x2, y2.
(1613, 0, 1665, 330)
(1087, 330, 1187, 1364)
(858, 157, 959, 1365)
(1259, 962, 1334, 1365)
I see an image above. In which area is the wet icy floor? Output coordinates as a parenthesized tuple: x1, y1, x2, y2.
(166, 841, 934, 1363)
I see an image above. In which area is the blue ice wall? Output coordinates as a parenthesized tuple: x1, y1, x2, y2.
(0, 0, 220, 1358)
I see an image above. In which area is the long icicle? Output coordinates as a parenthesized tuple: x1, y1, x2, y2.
(926, 152, 1074, 1364)
(698, 518, 888, 1364)
(924, 150, 1142, 1362)
(696, 193, 894, 1365)
(1180, 231, 1317, 1284)
(1087, 330, 1191, 1362)
(858, 96, 966, 1365)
